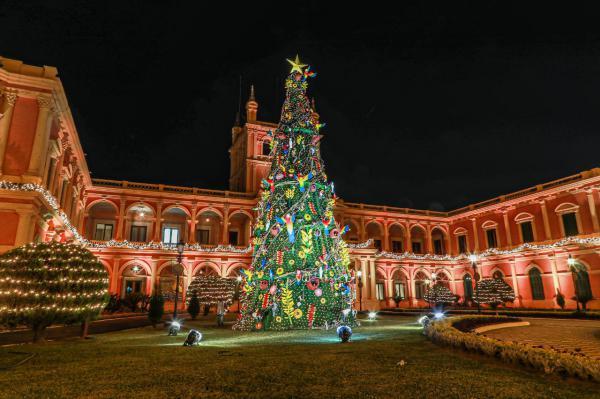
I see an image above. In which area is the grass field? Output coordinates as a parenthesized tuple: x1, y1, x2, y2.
(0, 314, 598, 398)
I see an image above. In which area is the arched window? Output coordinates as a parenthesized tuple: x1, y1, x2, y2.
(262, 141, 271, 156)
(528, 268, 544, 300)
(463, 274, 473, 299)
(414, 271, 429, 299)
(572, 265, 593, 300)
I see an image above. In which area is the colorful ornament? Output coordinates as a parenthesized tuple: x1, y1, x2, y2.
(296, 172, 313, 192)
(261, 293, 270, 308)
(307, 304, 316, 328)
(271, 224, 281, 236)
(306, 277, 320, 291)
(276, 213, 296, 243)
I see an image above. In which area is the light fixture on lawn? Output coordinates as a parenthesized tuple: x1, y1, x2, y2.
(368, 311, 377, 320)
(336, 325, 352, 343)
(168, 320, 181, 336)
(183, 329, 202, 346)
(356, 270, 363, 312)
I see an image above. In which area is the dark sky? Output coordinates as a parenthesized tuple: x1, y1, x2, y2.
(2, 2, 599, 211)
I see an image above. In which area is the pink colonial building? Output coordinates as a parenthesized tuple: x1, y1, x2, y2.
(0, 56, 599, 311)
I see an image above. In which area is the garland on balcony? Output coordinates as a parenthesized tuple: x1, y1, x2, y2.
(0, 181, 252, 254)
(376, 235, 600, 262)
(1, 180, 598, 257)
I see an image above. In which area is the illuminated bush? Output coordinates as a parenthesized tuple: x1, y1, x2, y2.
(0, 242, 110, 341)
(474, 278, 515, 310)
(423, 284, 456, 306)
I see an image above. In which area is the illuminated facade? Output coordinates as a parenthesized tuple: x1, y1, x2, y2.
(0, 56, 599, 311)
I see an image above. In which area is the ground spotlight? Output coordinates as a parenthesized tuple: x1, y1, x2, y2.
(336, 325, 353, 343)
(168, 320, 182, 336)
(368, 311, 377, 320)
(183, 329, 202, 346)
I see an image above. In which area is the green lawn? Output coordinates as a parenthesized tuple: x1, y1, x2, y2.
(0, 315, 597, 399)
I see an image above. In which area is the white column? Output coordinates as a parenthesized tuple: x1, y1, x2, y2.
(15, 209, 35, 246)
(471, 218, 479, 252)
(503, 211, 512, 247)
(540, 201, 552, 240)
(426, 224, 433, 254)
(27, 95, 53, 177)
(369, 259, 376, 300)
(360, 259, 369, 300)
(510, 261, 521, 307)
(153, 202, 163, 242)
(586, 190, 599, 233)
(0, 90, 17, 174)
(550, 256, 561, 294)
(383, 222, 389, 251)
(222, 205, 230, 245)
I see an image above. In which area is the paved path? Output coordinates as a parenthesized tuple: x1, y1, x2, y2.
(484, 318, 600, 359)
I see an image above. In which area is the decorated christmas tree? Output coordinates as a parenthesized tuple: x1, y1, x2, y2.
(234, 56, 355, 331)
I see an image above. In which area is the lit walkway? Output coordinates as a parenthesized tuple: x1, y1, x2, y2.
(483, 318, 600, 359)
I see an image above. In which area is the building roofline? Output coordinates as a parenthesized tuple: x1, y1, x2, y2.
(92, 167, 600, 220)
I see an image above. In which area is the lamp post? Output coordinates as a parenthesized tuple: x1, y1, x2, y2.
(430, 272, 437, 310)
(236, 275, 242, 313)
(357, 270, 363, 312)
(172, 240, 185, 319)
(469, 254, 481, 314)
(567, 255, 580, 312)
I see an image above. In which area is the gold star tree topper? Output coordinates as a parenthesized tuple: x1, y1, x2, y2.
(286, 54, 307, 73)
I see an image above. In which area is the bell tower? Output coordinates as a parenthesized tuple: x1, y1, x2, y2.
(228, 85, 275, 194)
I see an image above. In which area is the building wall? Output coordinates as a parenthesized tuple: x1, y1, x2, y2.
(0, 56, 598, 311)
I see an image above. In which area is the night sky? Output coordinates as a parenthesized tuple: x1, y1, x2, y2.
(2, 2, 599, 211)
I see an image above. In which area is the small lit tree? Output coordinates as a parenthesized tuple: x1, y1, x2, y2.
(423, 284, 456, 307)
(186, 275, 236, 306)
(474, 278, 515, 310)
(0, 242, 110, 342)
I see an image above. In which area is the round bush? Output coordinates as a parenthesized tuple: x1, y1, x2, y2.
(0, 241, 110, 341)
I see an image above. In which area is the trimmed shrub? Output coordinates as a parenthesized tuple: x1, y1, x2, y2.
(148, 292, 164, 328)
(425, 316, 600, 382)
(187, 291, 200, 320)
(0, 242, 110, 342)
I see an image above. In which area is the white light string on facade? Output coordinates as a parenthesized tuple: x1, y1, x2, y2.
(0, 181, 253, 254)
(2, 181, 597, 257)
(376, 235, 600, 262)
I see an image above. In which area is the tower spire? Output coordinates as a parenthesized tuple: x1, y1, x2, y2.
(246, 84, 258, 122)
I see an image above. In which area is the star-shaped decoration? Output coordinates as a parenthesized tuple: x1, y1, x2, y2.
(286, 54, 307, 73)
